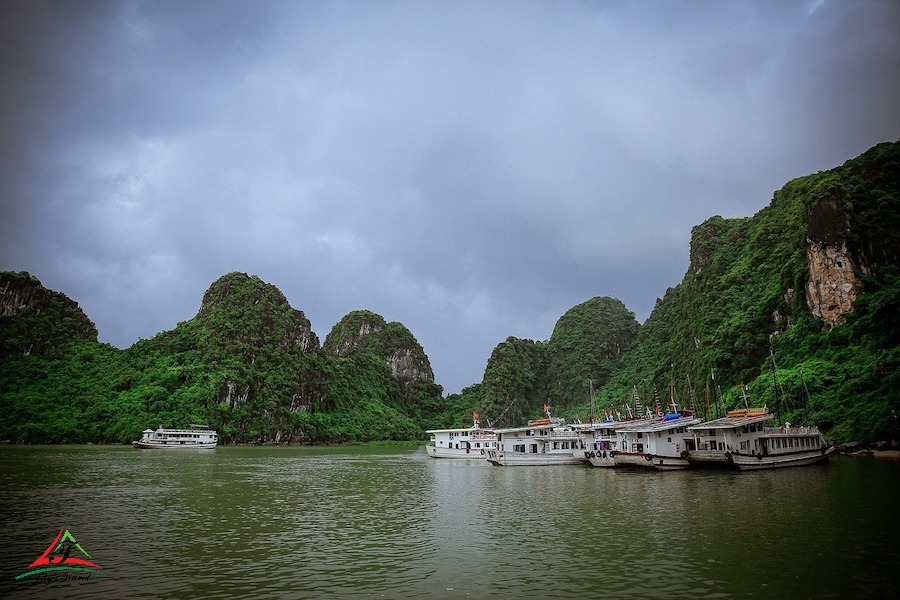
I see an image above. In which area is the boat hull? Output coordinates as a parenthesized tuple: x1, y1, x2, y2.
(484, 450, 584, 466)
(730, 446, 835, 470)
(587, 449, 616, 467)
(613, 452, 691, 471)
(132, 441, 216, 449)
(426, 446, 489, 459)
(686, 450, 732, 467)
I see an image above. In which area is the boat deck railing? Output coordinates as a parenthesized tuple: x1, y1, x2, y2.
(763, 426, 820, 436)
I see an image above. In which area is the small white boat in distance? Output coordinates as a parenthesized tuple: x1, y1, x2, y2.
(133, 424, 218, 449)
(426, 415, 496, 458)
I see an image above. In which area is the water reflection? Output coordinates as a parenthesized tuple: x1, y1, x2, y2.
(0, 446, 897, 599)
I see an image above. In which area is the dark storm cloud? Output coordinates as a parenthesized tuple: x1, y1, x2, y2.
(2, 0, 898, 393)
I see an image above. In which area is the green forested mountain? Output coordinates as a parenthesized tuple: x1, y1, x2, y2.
(0, 272, 444, 443)
(2, 142, 898, 444)
(443, 297, 640, 428)
(594, 141, 899, 443)
(450, 141, 899, 442)
(0, 271, 98, 356)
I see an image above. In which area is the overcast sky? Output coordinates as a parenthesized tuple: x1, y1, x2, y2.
(2, 0, 898, 394)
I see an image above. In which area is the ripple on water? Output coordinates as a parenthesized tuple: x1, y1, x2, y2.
(2, 448, 897, 599)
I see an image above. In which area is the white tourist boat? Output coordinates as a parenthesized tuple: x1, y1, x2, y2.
(612, 412, 701, 470)
(484, 410, 586, 466)
(426, 416, 496, 458)
(571, 420, 612, 464)
(133, 425, 218, 449)
(584, 416, 664, 467)
(728, 423, 834, 470)
(686, 408, 773, 467)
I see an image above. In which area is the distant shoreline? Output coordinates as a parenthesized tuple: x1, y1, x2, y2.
(844, 449, 900, 459)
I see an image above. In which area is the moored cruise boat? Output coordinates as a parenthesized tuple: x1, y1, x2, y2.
(612, 412, 701, 470)
(579, 417, 662, 467)
(729, 424, 834, 470)
(133, 424, 217, 449)
(426, 416, 496, 458)
(686, 408, 772, 467)
(570, 420, 611, 464)
(484, 413, 585, 466)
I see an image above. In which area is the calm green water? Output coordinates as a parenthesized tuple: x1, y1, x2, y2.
(0, 445, 897, 599)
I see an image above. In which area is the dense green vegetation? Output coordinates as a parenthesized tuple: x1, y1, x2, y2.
(443, 297, 640, 428)
(447, 142, 899, 442)
(1, 142, 897, 444)
(0, 272, 444, 444)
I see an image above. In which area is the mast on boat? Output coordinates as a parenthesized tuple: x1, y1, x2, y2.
(770, 348, 783, 424)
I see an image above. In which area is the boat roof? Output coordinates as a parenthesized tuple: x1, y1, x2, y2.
(617, 415, 701, 433)
(155, 426, 217, 433)
(689, 412, 773, 431)
(607, 417, 666, 430)
(491, 421, 570, 434)
(425, 426, 493, 434)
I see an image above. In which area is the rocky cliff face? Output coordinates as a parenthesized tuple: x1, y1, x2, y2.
(805, 239, 862, 328)
(192, 272, 321, 419)
(196, 272, 320, 356)
(804, 191, 861, 328)
(323, 310, 435, 385)
(0, 271, 98, 355)
(803, 143, 900, 328)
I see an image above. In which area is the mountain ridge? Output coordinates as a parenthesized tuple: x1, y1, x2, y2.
(1, 141, 898, 443)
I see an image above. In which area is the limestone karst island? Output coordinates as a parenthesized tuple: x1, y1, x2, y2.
(1, 141, 898, 450)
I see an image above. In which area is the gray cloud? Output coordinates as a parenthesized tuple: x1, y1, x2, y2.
(2, 0, 898, 393)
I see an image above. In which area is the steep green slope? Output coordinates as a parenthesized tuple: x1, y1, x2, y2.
(318, 309, 444, 438)
(595, 141, 900, 442)
(0, 272, 98, 356)
(0, 272, 109, 442)
(445, 297, 640, 427)
(0, 272, 447, 443)
(545, 297, 640, 408)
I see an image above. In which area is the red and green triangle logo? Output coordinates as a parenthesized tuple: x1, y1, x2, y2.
(15, 529, 103, 580)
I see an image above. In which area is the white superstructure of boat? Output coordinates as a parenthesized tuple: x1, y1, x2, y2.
(686, 408, 773, 466)
(133, 425, 218, 449)
(426, 417, 496, 458)
(612, 412, 701, 470)
(582, 417, 664, 467)
(728, 424, 834, 470)
(484, 412, 586, 466)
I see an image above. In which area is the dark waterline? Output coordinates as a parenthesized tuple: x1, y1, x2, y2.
(1, 445, 898, 599)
